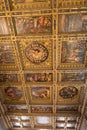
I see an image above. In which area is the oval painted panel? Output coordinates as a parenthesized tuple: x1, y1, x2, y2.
(25, 42, 49, 63)
(4, 86, 23, 100)
(59, 86, 78, 98)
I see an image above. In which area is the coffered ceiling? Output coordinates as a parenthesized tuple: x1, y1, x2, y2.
(0, 0, 87, 130)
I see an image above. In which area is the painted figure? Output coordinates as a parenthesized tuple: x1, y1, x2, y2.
(5, 86, 22, 99)
(59, 86, 78, 98)
(31, 87, 50, 99)
(15, 16, 51, 34)
(25, 42, 48, 63)
(61, 40, 85, 63)
(26, 73, 52, 82)
(59, 14, 87, 32)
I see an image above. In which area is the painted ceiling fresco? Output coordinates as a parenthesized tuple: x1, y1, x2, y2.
(0, 0, 87, 130)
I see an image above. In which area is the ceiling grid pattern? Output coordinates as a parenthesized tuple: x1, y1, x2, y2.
(0, 0, 87, 130)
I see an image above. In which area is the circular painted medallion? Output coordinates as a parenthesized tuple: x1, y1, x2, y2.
(25, 42, 49, 63)
(4, 86, 23, 100)
(59, 86, 78, 98)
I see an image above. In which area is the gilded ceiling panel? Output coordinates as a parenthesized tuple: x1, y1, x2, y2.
(0, 74, 21, 83)
(57, 39, 87, 68)
(31, 105, 53, 113)
(12, 122, 31, 128)
(56, 105, 79, 113)
(0, 0, 86, 129)
(9, 115, 20, 120)
(56, 122, 75, 129)
(28, 85, 53, 104)
(14, 15, 52, 35)
(0, 85, 25, 103)
(34, 116, 52, 126)
(9, 115, 30, 121)
(8, 115, 31, 128)
(56, 116, 77, 129)
(0, 42, 18, 70)
(5, 104, 28, 113)
(18, 40, 53, 70)
(25, 72, 53, 83)
(57, 85, 82, 104)
(58, 14, 87, 33)
(58, 72, 86, 83)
